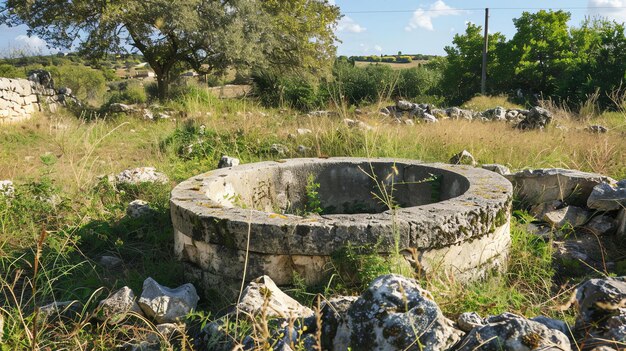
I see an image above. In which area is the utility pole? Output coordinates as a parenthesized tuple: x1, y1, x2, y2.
(481, 8, 489, 95)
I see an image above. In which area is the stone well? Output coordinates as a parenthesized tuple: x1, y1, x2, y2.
(170, 158, 512, 297)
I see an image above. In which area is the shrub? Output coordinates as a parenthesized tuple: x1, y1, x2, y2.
(48, 64, 107, 104)
(252, 70, 327, 111)
(106, 80, 148, 105)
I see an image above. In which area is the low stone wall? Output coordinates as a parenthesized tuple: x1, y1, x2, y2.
(0, 76, 59, 124)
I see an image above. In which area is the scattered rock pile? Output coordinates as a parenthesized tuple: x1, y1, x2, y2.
(378, 100, 554, 130)
(197, 274, 626, 350)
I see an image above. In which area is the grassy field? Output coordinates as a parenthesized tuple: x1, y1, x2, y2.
(0, 90, 624, 349)
(354, 60, 428, 69)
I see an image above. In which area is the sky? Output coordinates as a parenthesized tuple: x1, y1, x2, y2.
(1, 0, 626, 57)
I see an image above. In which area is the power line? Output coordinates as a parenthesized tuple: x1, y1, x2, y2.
(344, 7, 626, 14)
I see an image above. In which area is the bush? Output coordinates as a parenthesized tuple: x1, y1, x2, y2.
(252, 70, 327, 111)
(48, 64, 107, 104)
(106, 80, 148, 105)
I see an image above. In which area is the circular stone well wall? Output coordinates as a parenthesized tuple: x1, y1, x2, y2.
(170, 158, 512, 298)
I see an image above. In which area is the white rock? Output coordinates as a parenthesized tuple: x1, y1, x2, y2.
(138, 277, 199, 324)
(450, 150, 476, 167)
(543, 206, 590, 228)
(217, 155, 240, 169)
(296, 128, 312, 135)
(0, 180, 14, 197)
(97, 286, 143, 324)
(127, 200, 151, 218)
(115, 167, 169, 185)
(237, 275, 313, 319)
(481, 164, 511, 175)
(98, 255, 123, 269)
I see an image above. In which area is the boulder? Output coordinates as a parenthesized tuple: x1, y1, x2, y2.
(529, 200, 564, 219)
(420, 112, 438, 123)
(587, 180, 626, 211)
(583, 215, 617, 236)
(146, 323, 179, 344)
(505, 168, 614, 207)
(446, 107, 473, 120)
(28, 69, 54, 88)
(127, 200, 151, 218)
(396, 100, 416, 111)
(270, 144, 289, 156)
(481, 164, 511, 175)
(449, 150, 476, 167)
(320, 296, 358, 350)
(482, 106, 507, 121)
(297, 128, 312, 135)
(530, 316, 572, 340)
(109, 103, 135, 113)
(97, 286, 143, 324)
(0, 180, 14, 197)
(575, 277, 626, 326)
(115, 167, 169, 185)
(333, 274, 463, 351)
(217, 155, 240, 169)
(575, 277, 626, 349)
(237, 275, 314, 319)
(457, 312, 485, 332)
(455, 313, 571, 351)
(98, 255, 123, 269)
(138, 277, 199, 324)
(542, 206, 590, 228)
(516, 106, 553, 130)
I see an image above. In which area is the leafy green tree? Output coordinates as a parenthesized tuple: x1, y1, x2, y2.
(1, 0, 339, 101)
(508, 10, 573, 97)
(440, 23, 505, 104)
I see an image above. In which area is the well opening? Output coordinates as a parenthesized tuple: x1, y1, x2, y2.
(206, 161, 471, 215)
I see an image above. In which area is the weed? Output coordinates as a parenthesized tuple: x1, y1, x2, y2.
(305, 174, 323, 215)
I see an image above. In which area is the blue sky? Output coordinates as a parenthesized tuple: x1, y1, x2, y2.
(1, 0, 626, 57)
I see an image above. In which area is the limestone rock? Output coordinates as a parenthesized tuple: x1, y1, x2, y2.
(530, 316, 572, 340)
(217, 155, 240, 169)
(458, 312, 485, 332)
(481, 163, 511, 175)
(449, 150, 476, 167)
(583, 215, 617, 236)
(127, 200, 151, 218)
(542, 206, 590, 228)
(237, 275, 314, 319)
(0, 180, 14, 197)
(587, 125, 608, 133)
(420, 112, 438, 123)
(109, 103, 135, 113)
(446, 107, 473, 120)
(396, 100, 415, 111)
(297, 145, 310, 154)
(115, 167, 169, 185)
(333, 274, 463, 351)
(97, 286, 143, 324)
(455, 313, 571, 351)
(146, 323, 179, 344)
(297, 128, 312, 135)
(505, 168, 614, 207)
(320, 296, 358, 350)
(617, 209, 626, 239)
(138, 277, 199, 324)
(38, 300, 83, 322)
(530, 200, 563, 219)
(270, 143, 289, 156)
(575, 277, 626, 326)
(482, 106, 507, 121)
(404, 119, 415, 126)
(516, 106, 553, 130)
(98, 255, 123, 269)
(587, 180, 626, 211)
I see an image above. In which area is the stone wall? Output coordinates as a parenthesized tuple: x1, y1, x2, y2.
(0, 76, 59, 124)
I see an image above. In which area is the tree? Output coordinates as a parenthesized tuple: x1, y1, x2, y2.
(508, 10, 573, 97)
(1, 0, 340, 101)
(440, 23, 505, 104)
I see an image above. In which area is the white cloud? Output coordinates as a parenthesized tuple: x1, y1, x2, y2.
(405, 0, 465, 32)
(337, 16, 366, 33)
(14, 35, 47, 50)
(588, 0, 626, 22)
(374, 45, 383, 52)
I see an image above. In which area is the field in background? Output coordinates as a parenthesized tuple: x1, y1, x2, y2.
(354, 60, 428, 69)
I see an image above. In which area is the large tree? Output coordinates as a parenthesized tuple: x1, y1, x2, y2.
(0, 0, 340, 100)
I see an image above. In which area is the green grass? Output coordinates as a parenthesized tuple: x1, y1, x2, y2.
(0, 93, 623, 349)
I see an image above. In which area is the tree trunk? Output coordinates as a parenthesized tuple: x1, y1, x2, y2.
(156, 73, 170, 102)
